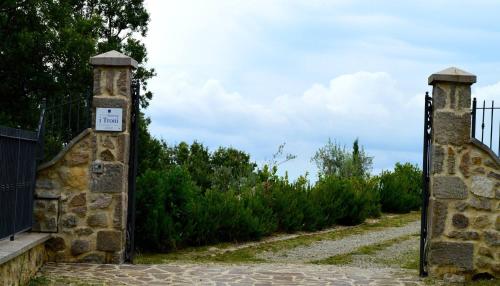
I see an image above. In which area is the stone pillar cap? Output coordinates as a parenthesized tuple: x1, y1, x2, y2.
(90, 50, 138, 68)
(428, 67, 476, 85)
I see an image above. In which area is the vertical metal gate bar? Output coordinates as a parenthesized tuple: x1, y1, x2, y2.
(126, 80, 140, 262)
(420, 92, 432, 277)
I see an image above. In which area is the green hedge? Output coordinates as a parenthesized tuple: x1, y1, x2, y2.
(135, 168, 383, 252)
(378, 163, 422, 213)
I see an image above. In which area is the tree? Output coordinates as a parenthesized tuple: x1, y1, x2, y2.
(0, 0, 154, 129)
(312, 138, 373, 178)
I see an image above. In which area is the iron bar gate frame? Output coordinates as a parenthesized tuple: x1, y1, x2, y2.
(420, 92, 432, 277)
(125, 79, 140, 262)
(471, 98, 500, 156)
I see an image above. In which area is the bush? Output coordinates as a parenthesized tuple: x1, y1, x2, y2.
(135, 167, 199, 251)
(378, 163, 422, 213)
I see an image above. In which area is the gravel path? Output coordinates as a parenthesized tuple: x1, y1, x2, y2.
(257, 220, 420, 263)
(349, 236, 420, 269)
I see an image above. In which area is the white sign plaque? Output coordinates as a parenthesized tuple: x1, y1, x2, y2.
(96, 108, 123, 131)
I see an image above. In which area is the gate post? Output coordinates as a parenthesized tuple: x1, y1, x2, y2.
(423, 68, 477, 279)
(89, 51, 138, 263)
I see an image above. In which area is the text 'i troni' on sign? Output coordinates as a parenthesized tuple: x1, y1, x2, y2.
(96, 108, 123, 131)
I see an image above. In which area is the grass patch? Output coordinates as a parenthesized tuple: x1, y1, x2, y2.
(135, 212, 421, 264)
(312, 233, 417, 265)
(28, 276, 110, 286)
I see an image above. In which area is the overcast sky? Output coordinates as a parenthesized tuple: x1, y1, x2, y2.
(142, 0, 499, 179)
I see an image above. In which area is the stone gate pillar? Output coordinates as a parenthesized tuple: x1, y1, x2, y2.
(34, 51, 137, 264)
(427, 67, 500, 280)
(89, 51, 137, 263)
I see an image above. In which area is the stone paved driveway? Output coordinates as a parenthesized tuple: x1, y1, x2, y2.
(39, 262, 424, 285)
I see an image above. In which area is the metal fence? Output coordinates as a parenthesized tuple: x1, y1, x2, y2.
(471, 98, 499, 156)
(42, 91, 92, 161)
(0, 105, 45, 240)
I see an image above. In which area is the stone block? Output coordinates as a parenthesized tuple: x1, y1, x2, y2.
(447, 147, 456, 174)
(46, 237, 66, 251)
(452, 213, 468, 229)
(433, 176, 468, 199)
(484, 231, 500, 246)
(472, 215, 490, 229)
(455, 201, 468, 212)
(471, 176, 495, 198)
(432, 85, 446, 110)
(496, 216, 500, 231)
(97, 231, 122, 252)
(87, 213, 108, 227)
(431, 200, 447, 237)
(429, 242, 474, 270)
(61, 214, 78, 228)
(91, 163, 124, 193)
(32, 199, 58, 232)
(459, 151, 471, 178)
(71, 206, 87, 218)
(65, 151, 90, 166)
(447, 230, 479, 240)
(90, 194, 113, 209)
(113, 197, 125, 229)
(69, 193, 86, 207)
(434, 111, 471, 146)
(468, 196, 492, 210)
(478, 247, 494, 259)
(71, 239, 90, 256)
(75, 228, 94, 236)
(432, 146, 444, 174)
(488, 171, 500, 180)
(58, 166, 88, 190)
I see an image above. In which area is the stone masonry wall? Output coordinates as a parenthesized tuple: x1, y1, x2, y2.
(427, 69, 500, 280)
(33, 51, 136, 264)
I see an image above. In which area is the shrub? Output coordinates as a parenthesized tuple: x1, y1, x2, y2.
(378, 163, 422, 213)
(135, 167, 199, 251)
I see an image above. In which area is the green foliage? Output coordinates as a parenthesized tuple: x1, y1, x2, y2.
(135, 167, 199, 251)
(0, 0, 153, 129)
(312, 138, 373, 179)
(378, 163, 422, 213)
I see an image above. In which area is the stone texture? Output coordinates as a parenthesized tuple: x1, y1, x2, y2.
(484, 231, 500, 246)
(452, 213, 469, 229)
(447, 230, 479, 240)
(61, 214, 78, 228)
(71, 206, 87, 217)
(87, 213, 108, 227)
(429, 242, 474, 270)
(471, 176, 495, 198)
(46, 237, 66, 251)
(78, 253, 105, 264)
(432, 85, 446, 109)
(472, 215, 490, 229)
(468, 196, 492, 210)
(431, 200, 447, 237)
(75, 228, 94, 236)
(433, 112, 471, 146)
(71, 240, 90, 256)
(447, 147, 456, 174)
(459, 151, 471, 177)
(65, 151, 90, 166)
(478, 247, 494, 259)
(90, 194, 113, 209)
(455, 201, 468, 212)
(496, 216, 500, 231)
(69, 193, 86, 207)
(432, 176, 468, 199)
(0, 243, 47, 286)
(91, 163, 124, 193)
(96, 231, 122, 252)
(432, 146, 444, 174)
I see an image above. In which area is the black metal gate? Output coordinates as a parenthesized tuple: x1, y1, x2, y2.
(0, 106, 45, 240)
(419, 92, 432, 277)
(125, 80, 140, 262)
(471, 98, 499, 156)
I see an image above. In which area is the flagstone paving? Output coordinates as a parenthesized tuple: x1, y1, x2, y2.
(38, 262, 424, 285)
